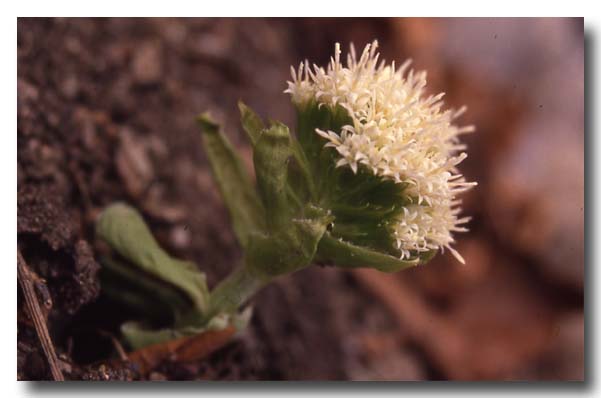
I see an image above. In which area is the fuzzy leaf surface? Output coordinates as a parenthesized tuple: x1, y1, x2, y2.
(198, 113, 266, 248)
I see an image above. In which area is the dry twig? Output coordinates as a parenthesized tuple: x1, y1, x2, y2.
(17, 249, 65, 381)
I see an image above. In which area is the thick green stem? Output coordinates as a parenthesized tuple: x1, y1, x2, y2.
(205, 265, 270, 322)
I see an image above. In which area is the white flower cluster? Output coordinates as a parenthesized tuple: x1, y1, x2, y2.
(285, 41, 475, 263)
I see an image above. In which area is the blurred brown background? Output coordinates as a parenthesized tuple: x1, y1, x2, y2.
(17, 17, 584, 380)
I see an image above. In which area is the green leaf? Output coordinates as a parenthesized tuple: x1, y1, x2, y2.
(100, 256, 191, 324)
(238, 101, 265, 146)
(253, 122, 295, 230)
(316, 232, 419, 273)
(240, 103, 315, 205)
(197, 113, 266, 248)
(246, 206, 333, 277)
(96, 203, 210, 314)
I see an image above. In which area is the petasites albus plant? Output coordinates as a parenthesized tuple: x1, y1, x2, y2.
(96, 41, 475, 350)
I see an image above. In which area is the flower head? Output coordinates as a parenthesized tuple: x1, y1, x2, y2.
(285, 41, 475, 263)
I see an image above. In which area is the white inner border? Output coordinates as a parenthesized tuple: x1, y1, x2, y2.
(4, 2, 597, 397)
